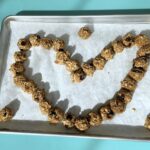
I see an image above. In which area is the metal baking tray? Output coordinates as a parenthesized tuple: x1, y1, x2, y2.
(0, 15, 150, 141)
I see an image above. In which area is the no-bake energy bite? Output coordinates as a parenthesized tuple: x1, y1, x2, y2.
(10, 62, 25, 75)
(0, 107, 13, 122)
(122, 33, 135, 47)
(93, 56, 107, 70)
(53, 38, 65, 51)
(144, 115, 150, 130)
(78, 26, 92, 39)
(135, 34, 150, 47)
(62, 113, 75, 128)
(40, 37, 53, 49)
(112, 40, 125, 53)
(65, 59, 80, 72)
(17, 38, 31, 50)
(82, 62, 96, 76)
(137, 44, 150, 57)
(14, 51, 27, 62)
(32, 88, 45, 102)
(29, 34, 41, 46)
(39, 101, 52, 115)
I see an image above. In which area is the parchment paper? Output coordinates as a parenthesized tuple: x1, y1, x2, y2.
(0, 21, 150, 126)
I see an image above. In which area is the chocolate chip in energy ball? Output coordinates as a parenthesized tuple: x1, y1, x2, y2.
(144, 114, 150, 130)
(100, 46, 115, 60)
(99, 104, 114, 120)
(93, 56, 107, 70)
(82, 62, 96, 76)
(55, 49, 70, 64)
(48, 107, 64, 124)
(40, 37, 53, 49)
(39, 100, 52, 115)
(71, 68, 86, 83)
(121, 76, 137, 91)
(137, 44, 150, 57)
(110, 98, 126, 114)
(0, 107, 13, 122)
(75, 117, 90, 131)
(17, 38, 31, 50)
(14, 51, 27, 62)
(128, 67, 145, 81)
(112, 40, 125, 53)
(62, 113, 75, 128)
(122, 33, 135, 47)
(65, 59, 80, 72)
(29, 34, 41, 46)
(53, 38, 65, 51)
(135, 34, 150, 47)
(133, 56, 149, 70)
(78, 26, 92, 39)
(116, 88, 133, 104)
(87, 112, 102, 126)
(9, 62, 25, 75)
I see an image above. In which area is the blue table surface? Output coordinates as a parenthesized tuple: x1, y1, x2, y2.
(1, 0, 150, 149)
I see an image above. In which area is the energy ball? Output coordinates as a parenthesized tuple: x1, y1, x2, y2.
(14, 51, 27, 62)
(110, 98, 126, 114)
(13, 74, 27, 87)
(87, 112, 102, 126)
(99, 104, 114, 120)
(40, 37, 53, 49)
(21, 80, 37, 94)
(55, 49, 70, 64)
(122, 33, 135, 47)
(101, 47, 115, 60)
(65, 59, 80, 72)
(137, 44, 150, 57)
(116, 88, 133, 104)
(82, 63, 96, 76)
(32, 88, 45, 102)
(133, 56, 149, 70)
(121, 76, 137, 91)
(10, 62, 25, 75)
(48, 107, 64, 124)
(128, 67, 145, 81)
(93, 56, 107, 70)
(39, 100, 51, 115)
(53, 38, 65, 51)
(29, 34, 41, 46)
(144, 114, 150, 130)
(78, 26, 92, 39)
(71, 68, 86, 83)
(17, 38, 31, 50)
(112, 40, 125, 53)
(135, 34, 150, 47)
(0, 107, 13, 122)
(75, 117, 90, 131)
(62, 113, 75, 128)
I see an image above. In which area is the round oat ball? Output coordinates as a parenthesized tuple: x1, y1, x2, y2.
(39, 100, 52, 115)
(100, 47, 115, 60)
(65, 59, 80, 72)
(71, 68, 86, 83)
(137, 44, 150, 57)
(128, 67, 145, 81)
(122, 33, 135, 47)
(78, 27, 92, 39)
(0, 107, 13, 122)
(110, 98, 126, 114)
(48, 107, 64, 124)
(75, 117, 90, 131)
(10, 62, 25, 75)
(29, 34, 41, 46)
(55, 49, 70, 64)
(13, 74, 27, 87)
(87, 112, 102, 126)
(121, 76, 137, 91)
(17, 38, 31, 50)
(93, 56, 107, 70)
(40, 37, 53, 49)
(99, 104, 114, 120)
(62, 113, 75, 128)
(135, 34, 150, 47)
(82, 63, 95, 76)
(116, 88, 133, 104)
(14, 51, 27, 62)
(112, 40, 125, 53)
(32, 88, 45, 102)
(144, 115, 150, 130)
(53, 38, 65, 51)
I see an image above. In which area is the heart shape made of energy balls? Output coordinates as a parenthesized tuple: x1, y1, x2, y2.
(9, 32, 150, 131)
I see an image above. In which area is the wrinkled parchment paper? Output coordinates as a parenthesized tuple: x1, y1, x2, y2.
(0, 21, 150, 126)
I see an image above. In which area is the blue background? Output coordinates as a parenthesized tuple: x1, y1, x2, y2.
(1, 0, 150, 149)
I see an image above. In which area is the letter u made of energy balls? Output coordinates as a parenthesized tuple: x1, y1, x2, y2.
(9, 33, 150, 132)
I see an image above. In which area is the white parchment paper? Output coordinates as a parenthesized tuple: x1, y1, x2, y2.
(0, 21, 150, 126)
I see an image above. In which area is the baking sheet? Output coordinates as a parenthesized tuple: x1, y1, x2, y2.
(0, 15, 150, 140)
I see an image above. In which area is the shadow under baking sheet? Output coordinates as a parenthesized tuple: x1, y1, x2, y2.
(0, 120, 150, 140)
